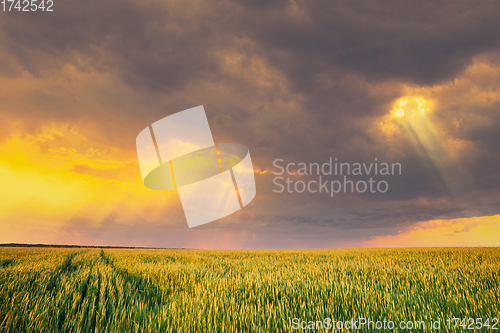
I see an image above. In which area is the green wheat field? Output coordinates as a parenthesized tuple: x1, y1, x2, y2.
(0, 247, 499, 332)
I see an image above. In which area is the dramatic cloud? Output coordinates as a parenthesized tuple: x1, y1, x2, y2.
(0, 0, 499, 248)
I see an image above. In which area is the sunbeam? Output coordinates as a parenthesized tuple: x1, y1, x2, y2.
(391, 96, 472, 195)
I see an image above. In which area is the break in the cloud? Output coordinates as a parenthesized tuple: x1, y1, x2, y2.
(0, 0, 499, 248)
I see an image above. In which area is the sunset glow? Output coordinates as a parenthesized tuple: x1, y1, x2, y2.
(1, 0, 499, 249)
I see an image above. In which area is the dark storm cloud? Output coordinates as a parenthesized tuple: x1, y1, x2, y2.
(3, 0, 500, 92)
(1, 0, 500, 242)
(243, 0, 500, 89)
(1, 0, 218, 91)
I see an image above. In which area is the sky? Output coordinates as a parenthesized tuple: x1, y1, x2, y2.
(1, 0, 500, 248)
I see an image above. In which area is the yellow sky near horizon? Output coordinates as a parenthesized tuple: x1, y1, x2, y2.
(362, 214, 500, 248)
(0, 124, 179, 232)
(1, 116, 499, 247)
